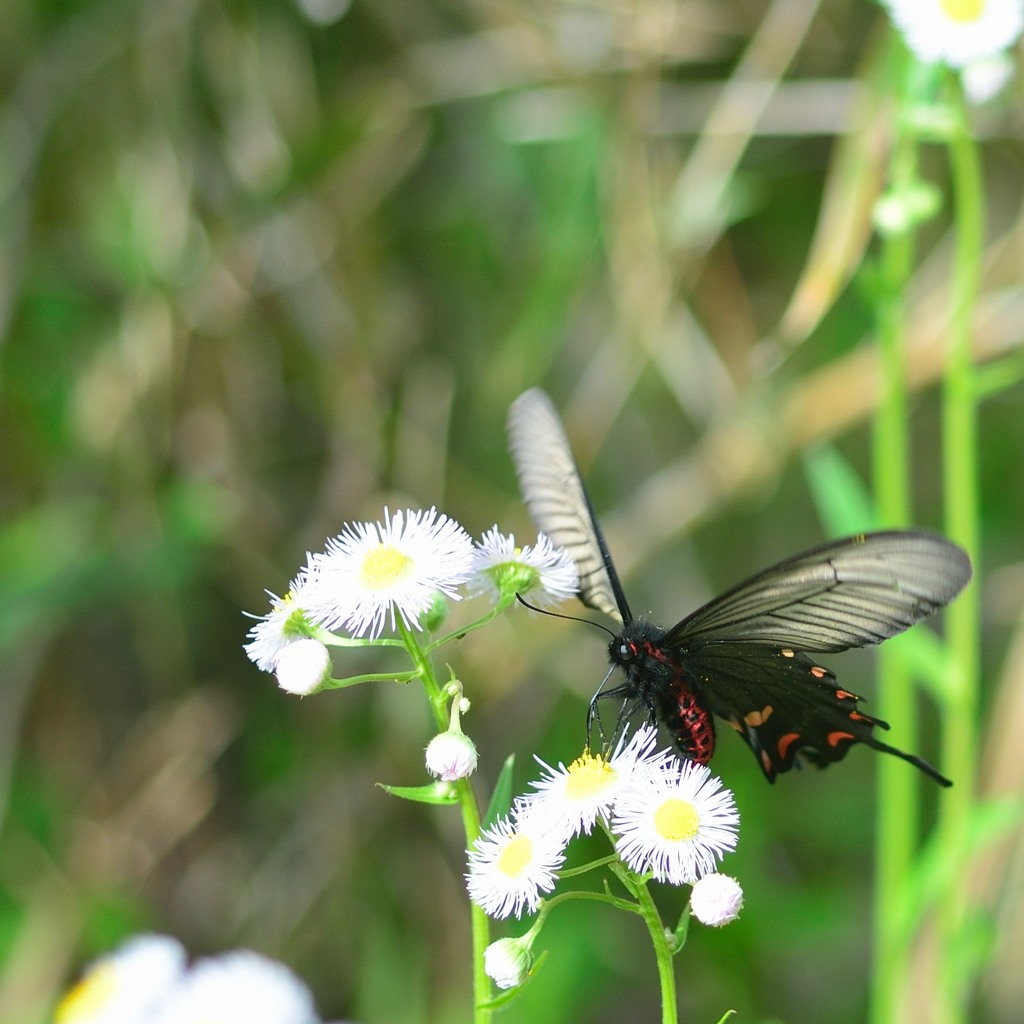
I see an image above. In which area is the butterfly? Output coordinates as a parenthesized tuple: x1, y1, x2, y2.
(507, 387, 973, 786)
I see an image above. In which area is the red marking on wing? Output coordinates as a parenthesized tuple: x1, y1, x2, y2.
(827, 730, 855, 747)
(777, 732, 801, 758)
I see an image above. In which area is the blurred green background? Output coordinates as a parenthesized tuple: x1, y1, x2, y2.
(2, 1, 1023, 1022)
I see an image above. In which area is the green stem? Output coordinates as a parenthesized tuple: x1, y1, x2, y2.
(937, 81, 983, 1024)
(606, 863, 677, 1024)
(397, 621, 493, 1024)
(870, 112, 918, 1024)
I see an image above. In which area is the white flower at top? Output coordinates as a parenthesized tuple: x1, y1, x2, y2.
(55, 934, 186, 1024)
(305, 507, 475, 639)
(883, 0, 1024, 67)
(525, 725, 675, 840)
(466, 805, 567, 919)
(151, 950, 319, 1024)
(689, 872, 744, 927)
(612, 759, 739, 886)
(472, 528, 578, 607)
(244, 569, 317, 672)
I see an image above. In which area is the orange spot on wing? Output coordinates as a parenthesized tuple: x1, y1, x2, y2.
(777, 732, 801, 758)
(810, 666, 827, 679)
(781, 648, 795, 658)
(835, 689, 856, 701)
(827, 730, 855, 747)
(744, 706, 773, 727)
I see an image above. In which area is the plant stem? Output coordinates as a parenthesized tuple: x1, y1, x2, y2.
(936, 81, 983, 1024)
(870, 110, 918, 1024)
(398, 621, 493, 1024)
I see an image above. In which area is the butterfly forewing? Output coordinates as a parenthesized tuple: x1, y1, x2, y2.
(665, 531, 972, 653)
(507, 388, 629, 622)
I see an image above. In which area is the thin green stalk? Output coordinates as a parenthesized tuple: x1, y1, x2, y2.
(936, 83, 983, 1024)
(398, 621, 493, 1024)
(870, 125, 918, 1024)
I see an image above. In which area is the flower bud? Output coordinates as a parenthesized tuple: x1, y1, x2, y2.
(689, 872, 744, 927)
(483, 936, 533, 990)
(275, 639, 332, 695)
(425, 729, 478, 781)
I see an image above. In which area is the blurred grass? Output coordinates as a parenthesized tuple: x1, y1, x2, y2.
(1, 1, 1023, 1022)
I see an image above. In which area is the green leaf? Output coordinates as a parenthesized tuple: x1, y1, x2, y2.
(481, 754, 515, 829)
(804, 446, 877, 536)
(376, 781, 458, 805)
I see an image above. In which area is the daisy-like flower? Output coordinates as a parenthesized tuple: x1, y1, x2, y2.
(55, 934, 186, 1024)
(525, 724, 675, 839)
(483, 935, 535, 990)
(244, 570, 318, 672)
(689, 872, 744, 927)
(466, 805, 567, 919)
(151, 950, 320, 1024)
(883, 0, 1024, 68)
(275, 638, 333, 695)
(612, 759, 739, 886)
(305, 507, 475, 638)
(472, 527, 578, 608)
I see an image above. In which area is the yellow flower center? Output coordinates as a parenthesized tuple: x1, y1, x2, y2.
(653, 798, 700, 842)
(940, 0, 984, 22)
(358, 544, 414, 591)
(565, 751, 615, 800)
(55, 964, 117, 1022)
(497, 835, 533, 878)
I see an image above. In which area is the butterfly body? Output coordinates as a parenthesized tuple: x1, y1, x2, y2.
(507, 387, 973, 786)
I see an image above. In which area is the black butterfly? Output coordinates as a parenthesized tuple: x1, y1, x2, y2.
(507, 388, 972, 786)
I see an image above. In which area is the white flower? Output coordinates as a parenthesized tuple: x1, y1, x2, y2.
(612, 760, 739, 886)
(244, 569, 317, 672)
(55, 934, 186, 1024)
(305, 507, 475, 638)
(275, 638, 333, 695)
(525, 725, 674, 839)
(689, 872, 744, 927)
(425, 729, 479, 781)
(472, 528, 578, 607)
(883, 0, 1024, 67)
(151, 950, 319, 1024)
(483, 935, 534, 990)
(466, 806, 567, 919)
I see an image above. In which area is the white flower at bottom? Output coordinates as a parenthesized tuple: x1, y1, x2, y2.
(151, 950, 319, 1024)
(612, 760, 739, 885)
(883, 0, 1024, 67)
(466, 807, 566, 919)
(275, 638, 333, 695)
(55, 934, 186, 1024)
(306, 507, 475, 638)
(483, 935, 535, 990)
(689, 872, 744, 927)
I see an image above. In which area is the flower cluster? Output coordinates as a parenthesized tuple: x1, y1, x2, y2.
(466, 725, 741, 920)
(243, 507, 578, 690)
(55, 935, 323, 1024)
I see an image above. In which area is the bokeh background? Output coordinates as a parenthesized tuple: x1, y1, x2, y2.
(2, 1, 1023, 1022)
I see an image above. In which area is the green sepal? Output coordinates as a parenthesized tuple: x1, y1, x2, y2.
(377, 780, 458, 805)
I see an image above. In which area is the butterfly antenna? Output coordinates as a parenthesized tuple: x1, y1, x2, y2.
(514, 593, 617, 638)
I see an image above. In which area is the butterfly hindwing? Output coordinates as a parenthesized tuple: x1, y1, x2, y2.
(678, 641, 951, 785)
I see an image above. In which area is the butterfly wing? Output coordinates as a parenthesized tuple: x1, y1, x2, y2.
(507, 388, 631, 623)
(679, 642, 952, 785)
(665, 531, 971, 653)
